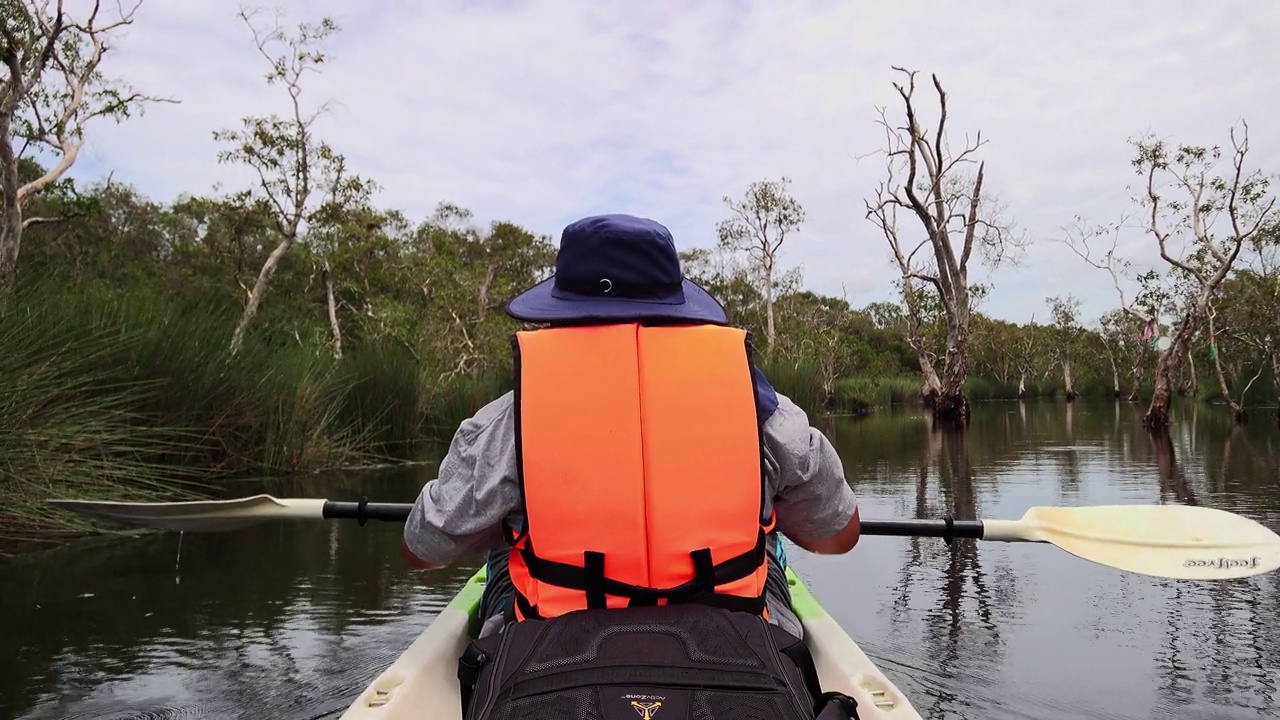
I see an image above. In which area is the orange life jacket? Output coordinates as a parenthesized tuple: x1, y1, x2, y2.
(505, 322, 775, 621)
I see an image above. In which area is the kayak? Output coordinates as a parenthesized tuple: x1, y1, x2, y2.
(339, 565, 923, 719)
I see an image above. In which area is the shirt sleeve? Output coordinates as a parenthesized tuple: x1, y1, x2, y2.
(762, 392, 859, 543)
(402, 391, 521, 566)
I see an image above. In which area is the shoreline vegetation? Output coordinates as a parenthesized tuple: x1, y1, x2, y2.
(2, 7, 1277, 556)
(2, 272, 1273, 557)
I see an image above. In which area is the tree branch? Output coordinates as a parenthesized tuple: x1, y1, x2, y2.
(21, 215, 65, 228)
(908, 271, 944, 296)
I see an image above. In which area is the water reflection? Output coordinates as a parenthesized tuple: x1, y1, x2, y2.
(927, 421, 1009, 719)
(1149, 428, 1199, 505)
(808, 400, 1280, 719)
(1, 472, 477, 720)
(3, 400, 1279, 720)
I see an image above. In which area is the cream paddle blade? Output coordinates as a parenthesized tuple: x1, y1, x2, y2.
(48, 494, 329, 532)
(980, 504, 1280, 580)
(48, 495, 411, 532)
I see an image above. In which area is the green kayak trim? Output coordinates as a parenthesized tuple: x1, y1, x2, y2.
(449, 566, 488, 636)
(784, 567, 824, 620)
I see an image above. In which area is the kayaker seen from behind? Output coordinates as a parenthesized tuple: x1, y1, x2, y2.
(401, 212, 862, 641)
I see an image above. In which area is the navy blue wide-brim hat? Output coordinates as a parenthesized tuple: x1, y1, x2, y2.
(505, 213, 729, 325)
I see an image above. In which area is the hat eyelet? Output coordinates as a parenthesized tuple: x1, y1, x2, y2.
(600, 278, 612, 293)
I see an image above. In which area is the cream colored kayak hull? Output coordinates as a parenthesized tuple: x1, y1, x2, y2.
(341, 567, 922, 719)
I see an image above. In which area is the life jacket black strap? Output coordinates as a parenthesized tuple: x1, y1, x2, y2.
(670, 588, 768, 615)
(583, 551, 607, 609)
(691, 547, 715, 592)
(518, 527, 768, 606)
(514, 588, 542, 619)
(501, 518, 523, 547)
(517, 582, 766, 617)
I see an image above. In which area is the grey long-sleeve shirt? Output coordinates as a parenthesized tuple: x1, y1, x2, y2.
(403, 380, 858, 566)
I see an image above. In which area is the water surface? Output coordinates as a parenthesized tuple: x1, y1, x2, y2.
(3, 400, 1278, 719)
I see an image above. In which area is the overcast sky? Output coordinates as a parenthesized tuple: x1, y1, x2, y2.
(65, 0, 1280, 325)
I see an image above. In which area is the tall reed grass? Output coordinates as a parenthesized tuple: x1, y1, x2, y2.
(0, 283, 499, 553)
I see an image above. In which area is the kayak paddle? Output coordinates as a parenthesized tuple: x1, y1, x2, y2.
(47, 495, 407, 532)
(47, 495, 1280, 580)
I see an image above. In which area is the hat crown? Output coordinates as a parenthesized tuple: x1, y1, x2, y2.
(503, 213, 727, 325)
(553, 214, 682, 295)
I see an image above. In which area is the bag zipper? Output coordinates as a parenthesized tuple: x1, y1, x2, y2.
(760, 624, 818, 719)
(468, 627, 516, 720)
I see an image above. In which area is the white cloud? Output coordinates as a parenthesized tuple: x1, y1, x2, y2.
(65, 0, 1280, 326)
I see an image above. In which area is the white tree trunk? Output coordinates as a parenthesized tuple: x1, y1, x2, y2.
(230, 235, 295, 354)
(324, 259, 343, 359)
(764, 259, 776, 351)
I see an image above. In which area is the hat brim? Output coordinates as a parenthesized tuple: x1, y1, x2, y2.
(505, 277, 729, 325)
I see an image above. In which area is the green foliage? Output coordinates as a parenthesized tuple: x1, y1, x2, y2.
(11, 162, 1277, 453)
(4, 2, 161, 168)
(0, 0, 172, 294)
(715, 177, 806, 260)
(5, 46, 1280, 552)
(715, 177, 806, 350)
(0, 278, 510, 546)
(2, 141, 568, 547)
(0, 284, 213, 549)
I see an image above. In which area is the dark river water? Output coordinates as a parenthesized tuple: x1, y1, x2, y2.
(3, 400, 1279, 719)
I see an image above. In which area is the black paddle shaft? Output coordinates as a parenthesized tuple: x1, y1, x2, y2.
(321, 498, 986, 541)
(322, 499, 412, 525)
(859, 518, 985, 543)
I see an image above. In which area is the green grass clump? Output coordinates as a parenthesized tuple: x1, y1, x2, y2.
(0, 282, 502, 552)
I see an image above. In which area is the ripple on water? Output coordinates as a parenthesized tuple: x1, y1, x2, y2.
(7, 402, 1280, 720)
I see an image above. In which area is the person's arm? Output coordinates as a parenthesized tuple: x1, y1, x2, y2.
(403, 537, 442, 569)
(402, 393, 521, 569)
(761, 390, 861, 554)
(785, 506, 861, 554)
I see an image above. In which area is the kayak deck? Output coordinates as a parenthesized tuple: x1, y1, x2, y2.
(340, 567, 922, 719)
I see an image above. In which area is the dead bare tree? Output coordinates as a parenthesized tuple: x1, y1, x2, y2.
(863, 67, 1026, 425)
(0, 0, 172, 288)
(867, 194, 942, 405)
